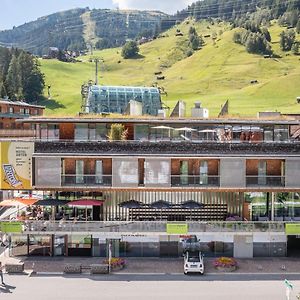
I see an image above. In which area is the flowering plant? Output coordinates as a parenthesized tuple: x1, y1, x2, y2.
(213, 257, 237, 268)
(103, 258, 126, 268)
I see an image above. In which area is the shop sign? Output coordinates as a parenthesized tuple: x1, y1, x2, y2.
(0, 221, 23, 233)
(0, 141, 33, 190)
(166, 223, 188, 235)
(285, 223, 300, 235)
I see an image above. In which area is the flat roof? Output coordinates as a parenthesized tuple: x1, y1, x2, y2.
(17, 117, 300, 125)
(0, 99, 45, 109)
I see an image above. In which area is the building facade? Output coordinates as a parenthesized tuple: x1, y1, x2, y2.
(1, 116, 300, 258)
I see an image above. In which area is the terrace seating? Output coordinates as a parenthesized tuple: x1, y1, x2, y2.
(129, 204, 227, 221)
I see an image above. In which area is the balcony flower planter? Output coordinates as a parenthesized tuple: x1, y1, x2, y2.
(103, 258, 126, 271)
(213, 257, 237, 272)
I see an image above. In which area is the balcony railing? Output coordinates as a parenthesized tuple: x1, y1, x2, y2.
(0, 129, 36, 137)
(20, 221, 286, 233)
(171, 175, 220, 187)
(246, 176, 285, 187)
(61, 175, 112, 187)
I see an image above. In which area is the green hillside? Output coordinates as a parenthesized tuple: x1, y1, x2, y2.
(40, 20, 300, 117)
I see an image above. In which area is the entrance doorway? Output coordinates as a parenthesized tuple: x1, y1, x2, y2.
(287, 235, 300, 257)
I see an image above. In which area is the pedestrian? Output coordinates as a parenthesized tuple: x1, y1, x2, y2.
(0, 262, 5, 285)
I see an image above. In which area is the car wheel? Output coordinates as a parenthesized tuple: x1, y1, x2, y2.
(200, 272, 204, 275)
(184, 271, 188, 275)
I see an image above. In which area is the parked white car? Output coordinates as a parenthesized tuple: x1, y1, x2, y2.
(183, 250, 204, 275)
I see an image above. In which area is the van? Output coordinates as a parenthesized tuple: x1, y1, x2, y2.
(183, 250, 204, 275)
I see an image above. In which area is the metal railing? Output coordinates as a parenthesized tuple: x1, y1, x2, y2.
(171, 175, 220, 187)
(0, 129, 36, 137)
(20, 221, 286, 233)
(61, 175, 112, 187)
(246, 176, 285, 187)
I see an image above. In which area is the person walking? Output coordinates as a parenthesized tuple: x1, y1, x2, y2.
(0, 262, 4, 285)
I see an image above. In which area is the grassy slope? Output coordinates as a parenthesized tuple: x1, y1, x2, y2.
(40, 20, 300, 116)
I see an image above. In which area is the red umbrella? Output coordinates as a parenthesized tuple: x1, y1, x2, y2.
(67, 200, 104, 206)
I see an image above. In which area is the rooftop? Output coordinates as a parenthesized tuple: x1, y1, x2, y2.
(0, 99, 45, 109)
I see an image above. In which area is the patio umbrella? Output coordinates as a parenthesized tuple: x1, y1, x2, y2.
(150, 200, 171, 209)
(151, 126, 173, 140)
(119, 200, 142, 209)
(14, 197, 39, 206)
(34, 199, 69, 206)
(181, 201, 205, 209)
(0, 199, 20, 207)
(175, 127, 197, 132)
(119, 200, 142, 221)
(67, 199, 104, 221)
(198, 129, 216, 133)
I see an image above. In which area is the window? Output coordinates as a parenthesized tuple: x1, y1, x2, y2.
(200, 161, 208, 185)
(75, 124, 89, 141)
(180, 161, 189, 185)
(76, 160, 84, 184)
(25, 108, 30, 114)
(9, 107, 14, 113)
(95, 160, 103, 184)
(258, 161, 267, 185)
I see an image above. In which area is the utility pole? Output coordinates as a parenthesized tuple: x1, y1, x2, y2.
(94, 57, 104, 85)
(95, 58, 99, 85)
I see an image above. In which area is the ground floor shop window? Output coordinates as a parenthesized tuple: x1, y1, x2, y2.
(67, 235, 92, 256)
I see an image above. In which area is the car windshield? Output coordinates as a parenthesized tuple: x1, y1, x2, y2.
(188, 257, 200, 263)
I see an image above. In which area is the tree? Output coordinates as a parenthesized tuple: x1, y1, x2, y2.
(296, 19, 300, 34)
(280, 30, 296, 51)
(292, 42, 300, 55)
(121, 41, 139, 59)
(261, 27, 271, 42)
(108, 124, 128, 141)
(6, 54, 22, 100)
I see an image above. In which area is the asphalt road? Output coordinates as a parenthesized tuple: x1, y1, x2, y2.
(1, 274, 300, 299)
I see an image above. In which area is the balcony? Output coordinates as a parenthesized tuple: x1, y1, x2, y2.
(61, 175, 112, 187)
(0, 129, 36, 137)
(246, 176, 285, 187)
(171, 175, 220, 187)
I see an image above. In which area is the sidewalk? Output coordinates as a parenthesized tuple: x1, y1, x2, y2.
(2, 249, 300, 275)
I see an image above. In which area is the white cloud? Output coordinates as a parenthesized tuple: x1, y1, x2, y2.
(112, 0, 194, 14)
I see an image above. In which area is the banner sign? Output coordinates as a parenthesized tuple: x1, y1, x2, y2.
(0, 221, 23, 233)
(166, 224, 188, 235)
(0, 141, 33, 189)
(285, 224, 300, 235)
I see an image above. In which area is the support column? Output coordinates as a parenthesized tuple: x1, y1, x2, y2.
(271, 192, 276, 221)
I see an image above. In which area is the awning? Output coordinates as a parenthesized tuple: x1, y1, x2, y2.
(150, 200, 171, 209)
(181, 201, 204, 209)
(14, 198, 39, 206)
(0, 198, 38, 206)
(67, 199, 104, 207)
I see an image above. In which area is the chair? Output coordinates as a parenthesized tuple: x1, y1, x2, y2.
(274, 217, 284, 221)
(292, 217, 300, 221)
(284, 217, 292, 221)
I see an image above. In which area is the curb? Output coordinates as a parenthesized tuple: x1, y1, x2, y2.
(30, 271, 300, 276)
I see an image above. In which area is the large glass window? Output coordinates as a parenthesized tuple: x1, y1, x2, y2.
(47, 124, 59, 140)
(274, 125, 289, 142)
(96, 124, 108, 140)
(200, 161, 208, 185)
(75, 124, 89, 141)
(258, 161, 267, 185)
(180, 161, 189, 185)
(95, 160, 103, 184)
(76, 160, 84, 184)
(134, 125, 149, 141)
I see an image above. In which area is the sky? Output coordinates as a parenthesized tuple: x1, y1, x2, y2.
(0, 0, 195, 30)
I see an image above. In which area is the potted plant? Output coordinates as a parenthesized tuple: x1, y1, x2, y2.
(213, 257, 237, 272)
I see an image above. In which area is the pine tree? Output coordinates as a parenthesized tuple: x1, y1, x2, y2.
(6, 54, 22, 100)
(296, 19, 300, 34)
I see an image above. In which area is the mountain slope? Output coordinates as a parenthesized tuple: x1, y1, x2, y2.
(40, 20, 300, 116)
(0, 8, 167, 55)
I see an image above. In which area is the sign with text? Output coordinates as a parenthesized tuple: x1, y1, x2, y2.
(285, 224, 300, 235)
(166, 224, 188, 235)
(0, 141, 33, 189)
(0, 221, 23, 233)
